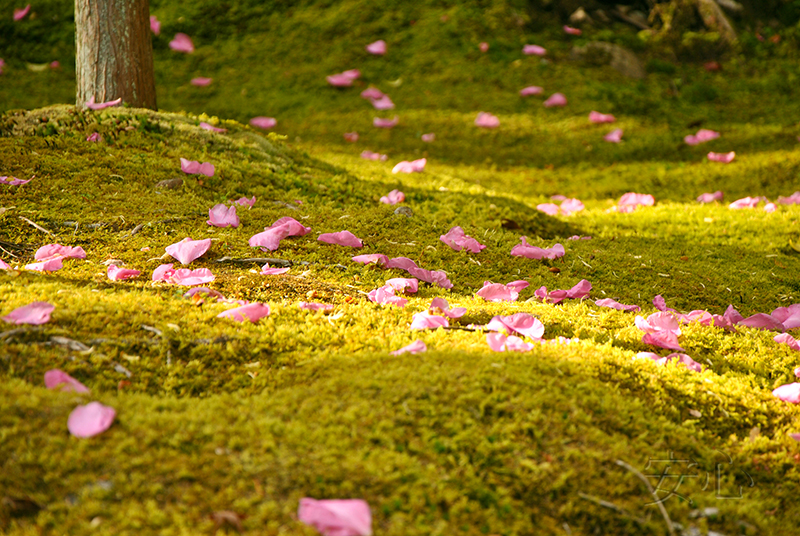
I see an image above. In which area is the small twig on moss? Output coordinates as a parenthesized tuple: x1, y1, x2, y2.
(18, 216, 54, 237)
(140, 325, 163, 337)
(577, 492, 649, 525)
(0, 326, 42, 339)
(615, 459, 676, 536)
(215, 256, 292, 267)
(442, 325, 483, 332)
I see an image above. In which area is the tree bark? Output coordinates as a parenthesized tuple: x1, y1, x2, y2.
(75, 0, 157, 109)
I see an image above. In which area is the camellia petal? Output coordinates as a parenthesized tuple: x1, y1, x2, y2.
(297, 498, 372, 536)
(35, 244, 86, 260)
(476, 282, 518, 302)
(85, 96, 122, 110)
(392, 158, 426, 174)
(385, 257, 418, 271)
(563, 25, 582, 35)
(777, 192, 800, 205)
(2, 301, 55, 325)
(385, 278, 418, 293)
(739, 313, 784, 331)
(207, 203, 239, 228)
(421, 133, 435, 142)
(261, 264, 290, 275)
(604, 129, 623, 143)
(407, 267, 452, 289)
(510, 237, 565, 259)
(684, 129, 720, 145)
(543, 93, 567, 107)
(361, 87, 385, 100)
(728, 196, 763, 209)
(559, 198, 584, 215)
(327, 74, 355, 87)
(107, 264, 141, 281)
(13, 4, 31, 21)
(479, 42, 489, 52)
(233, 196, 256, 207)
(708, 151, 735, 163)
(344, 132, 359, 142)
(170, 268, 215, 286)
(25, 257, 64, 272)
(149, 15, 160, 35)
(180, 158, 215, 176)
(519, 86, 544, 97)
(365, 39, 387, 55)
(45, 369, 89, 393)
(373, 116, 399, 129)
(589, 111, 616, 123)
(430, 297, 466, 318)
(697, 191, 724, 203)
(371, 96, 395, 110)
(487, 313, 544, 339)
(410, 312, 449, 330)
(380, 189, 405, 205)
(775, 333, 800, 351)
(352, 254, 389, 267)
(190, 77, 212, 86)
(773, 304, 800, 330)
(200, 122, 227, 133)
(250, 116, 277, 130)
(474, 112, 500, 128)
(217, 303, 271, 323)
(165, 237, 211, 265)
(68, 402, 116, 438)
(318, 231, 363, 248)
(523, 44, 546, 56)
(0, 259, 11, 270)
(390, 340, 427, 356)
(361, 150, 387, 161)
(773, 383, 800, 403)
(169, 33, 194, 53)
(595, 298, 641, 312)
(537, 203, 559, 216)
(618, 192, 654, 212)
(368, 285, 407, 307)
(0, 175, 33, 186)
(487, 332, 534, 352)
(440, 226, 486, 253)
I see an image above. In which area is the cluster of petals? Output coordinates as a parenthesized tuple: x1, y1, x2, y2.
(536, 198, 584, 216)
(261, 263, 290, 275)
(250, 117, 277, 130)
(149, 15, 160, 34)
(410, 311, 449, 330)
(318, 230, 363, 248)
(368, 285, 407, 307)
(635, 352, 703, 373)
(85, 96, 122, 110)
(392, 158, 426, 173)
(595, 298, 640, 312)
(298, 498, 372, 536)
(373, 116, 399, 128)
(200, 122, 227, 133)
(429, 297, 465, 318)
(107, 264, 141, 281)
(14, 4, 30, 20)
(544, 93, 567, 107)
(635, 311, 684, 351)
(487, 312, 544, 339)
(152, 264, 215, 286)
(386, 278, 418, 293)
(166, 237, 211, 264)
(250, 217, 312, 251)
(523, 44, 546, 56)
(208, 203, 239, 227)
(217, 303, 270, 323)
(68, 402, 116, 438)
(361, 150, 387, 161)
(2, 301, 55, 325)
(604, 129, 623, 143)
(684, 129, 719, 145)
(475, 112, 500, 128)
(233, 196, 256, 207)
(535, 279, 591, 305)
(519, 86, 543, 97)
(708, 151, 735, 163)
(190, 77, 212, 86)
(390, 340, 427, 356)
(697, 191, 723, 203)
(180, 158, 215, 176)
(510, 237, 565, 260)
(380, 189, 405, 205)
(440, 226, 486, 253)
(45, 369, 89, 393)
(777, 192, 800, 205)
(617, 192, 654, 213)
(734, 304, 800, 332)
(26, 244, 87, 272)
(589, 111, 616, 123)
(169, 33, 194, 53)
(0, 175, 33, 186)
(487, 332, 534, 352)
(772, 383, 800, 403)
(476, 280, 528, 302)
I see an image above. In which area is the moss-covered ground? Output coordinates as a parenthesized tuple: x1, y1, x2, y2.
(3, 1, 800, 534)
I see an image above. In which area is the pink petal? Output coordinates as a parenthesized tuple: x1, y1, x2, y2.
(563, 25, 582, 35)
(684, 129, 719, 145)
(45, 369, 89, 393)
(595, 298, 641, 312)
(250, 116, 277, 130)
(430, 297, 466, 319)
(2, 301, 55, 325)
(152, 263, 175, 282)
(777, 192, 800, 205)
(604, 129, 623, 143)
(170, 268, 215, 286)
(368, 285, 407, 307)
(341, 69, 361, 80)
(180, 158, 215, 176)
(708, 151, 735, 163)
(380, 189, 405, 205)
(352, 254, 389, 267)
(360, 87, 385, 100)
(165, 237, 211, 265)
(385, 278, 418, 293)
(390, 340, 427, 356)
(360, 150, 387, 161)
(0, 175, 33, 186)
(392, 158, 426, 173)
(487, 313, 544, 339)
(523, 44, 546, 56)
(738, 313, 784, 331)
(697, 191, 723, 203)
(233, 196, 256, 207)
(537, 203, 559, 216)
(772, 304, 800, 330)
(300, 302, 335, 312)
(589, 111, 616, 123)
(479, 42, 489, 52)
(566, 279, 592, 300)
(519, 86, 544, 97)
(407, 267, 453, 289)
(440, 226, 486, 253)
(543, 93, 567, 107)
(373, 116, 399, 129)
(248, 217, 311, 251)
(365, 39, 387, 55)
(149, 15, 161, 35)
(677, 310, 714, 326)
(107, 264, 141, 281)
(344, 132, 360, 142)
(327, 74, 355, 87)
(559, 198, 584, 215)
(385, 257, 418, 271)
(506, 280, 529, 292)
(169, 33, 194, 53)
(642, 331, 684, 351)
(67, 402, 116, 438)
(371, 96, 395, 110)
(421, 133, 435, 142)
(474, 112, 500, 128)
(0, 258, 11, 270)
(618, 192, 654, 210)
(636, 311, 681, 335)
(184, 287, 224, 300)
(86, 132, 101, 142)
(765, 202, 777, 213)
(773, 383, 800, 404)
(790, 433, 800, 441)
(410, 312, 449, 330)
(318, 230, 363, 248)
(190, 77, 212, 87)
(510, 237, 565, 260)
(35, 244, 86, 260)
(298, 498, 372, 536)
(85, 96, 122, 110)
(728, 196, 763, 209)
(25, 256, 64, 272)
(476, 283, 519, 302)
(774, 333, 800, 352)
(13, 4, 30, 21)
(487, 332, 533, 352)
(261, 264, 290, 275)
(200, 122, 227, 133)
(207, 203, 240, 228)
(217, 303, 271, 323)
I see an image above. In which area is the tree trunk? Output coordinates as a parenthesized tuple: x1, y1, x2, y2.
(75, 0, 157, 109)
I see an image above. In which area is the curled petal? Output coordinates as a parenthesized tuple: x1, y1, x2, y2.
(589, 111, 616, 123)
(180, 158, 215, 176)
(373, 116, 399, 129)
(366, 39, 387, 55)
(318, 231, 363, 248)
(2, 301, 55, 325)
(618, 192, 654, 211)
(487, 313, 544, 339)
(708, 151, 735, 163)
(45, 369, 89, 393)
(476, 282, 518, 302)
(261, 264, 290, 275)
(697, 191, 723, 203)
(392, 158, 426, 174)
(0, 175, 33, 186)
(410, 312, 448, 330)
(13, 4, 31, 21)
(165, 237, 212, 265)
(595, 298, 640, 312)
(149, 15, 160, 35)
(739, 313, 784, 331)
(440, 226, 486, 253)
(190, 77, 212, 86)
(85, 96, 122, 110)
(207, 204, 239, 228)
(774, 333, 800, 352)
(604, 129, 623, 143)
(217, 303, 270, 323)
(385, 278, 418, 293)
(107, 264, 141, 281)
(368, 285, 407, 307)
(361, 87, 385, 100)
(352, 254, 389, 267)
(523, 44, 546, 56)
(519, 86, 544, 97)
(35, 244, 86, 260)
(386, 257, 418, 271)
(430, 297, 466, 318)
(421, 133, 435, 142)
(371, 96, 395, 110)
(361, 150, 387, 161)
(407, 267, 452, 289)
(510, 237, 565, 260)
(684, 129, 719, 145)
(200, 122, 227, 133)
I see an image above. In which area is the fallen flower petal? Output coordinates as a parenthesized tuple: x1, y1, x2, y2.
(149, 15, 160, 35)
(440, 226, 486, 253)
(385, 278, 418, 293)
(217, 303, 270, 323)
(180, 158, 215, 177)
(298, 498, 372, 536)
(519, 86, 544, 97)
(618, 192, 654, 212)
(366, 40, 387, 55)
(2, 301, 55, 325)
(360, 87, 385, 100)
(604, 129, 623, 143)
(341, 69, 361, 80)
(544, 93, 567, 107)
(68, 402, 116, 438)
(708, 151, 735, 163)
(636, 311, 681, 335)
(380, 189, 405, 205)
(392, 158, 426, 174)
(476, 282, 518, 302)
(642, 331, 684, 351)
(107, 264, 141, 281)
(318, 230, 363, 248)
(85, 96, 122, 110)
(200, 122, 227, 133)
(537, 203, 559, 216)
(777, 191, 800, 205)
(773, 383, 800, 403)
(697, 191, 724, 203)
(170, 268, 215, 286)
(636, 352, 701, 372)
(86, 132, 101, 142)
(775, 333, 800, 351)
(373, 116, 399, 128)
(421, 133, 435, 142)
(523, 44, 546, 56)
(390, 340, 427, 356)
(386, 257, 418, 271)
(739, 313, 784, 331)
(207, 203, 239, 228)
(25, 257, 64, 272)
(566, 279, 592, 300)
(407, 267, 453, 289)
(190, 77, 212, 86)
(0, 175, 33, 186)
(487, 332, 534, 352)
(352, 254, 389, 267)
(169, 33, 194, 53)
(165, 237, 211, 265)
(560, 198, 585, 215)
(510, 237, 565, 259)
(563, 25, 582, 35)
(595, 298, 641, 312)
(249, 217, 311, 251)
(475, 112, 500, 128)
(368, 285, 407, 307)
(0, 259, 10, 270)
(479, 42, 489, 52)
(35, 244, 86, 260)
(506, 280, 529, 292)
(233, 196, 256, 207)
(327, 74, 355, 87)
(13, 4, 30, 21)
(684, 129, 719, 145)
(184, 287, 225, 300)
(371, 96, 395, 110)
(772, 304, 800, 330)
(344, 132, 359, 142)
(410, 312, 449, 330)
(589, 111, 616, 123)
(487, 313, 544, 339)
(45, 369, 89, 393)
(261, 263, 290, 275)
(430, 297, 466, 318)
(728, 196, 763, 209)
(249, 117, 277, 130)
